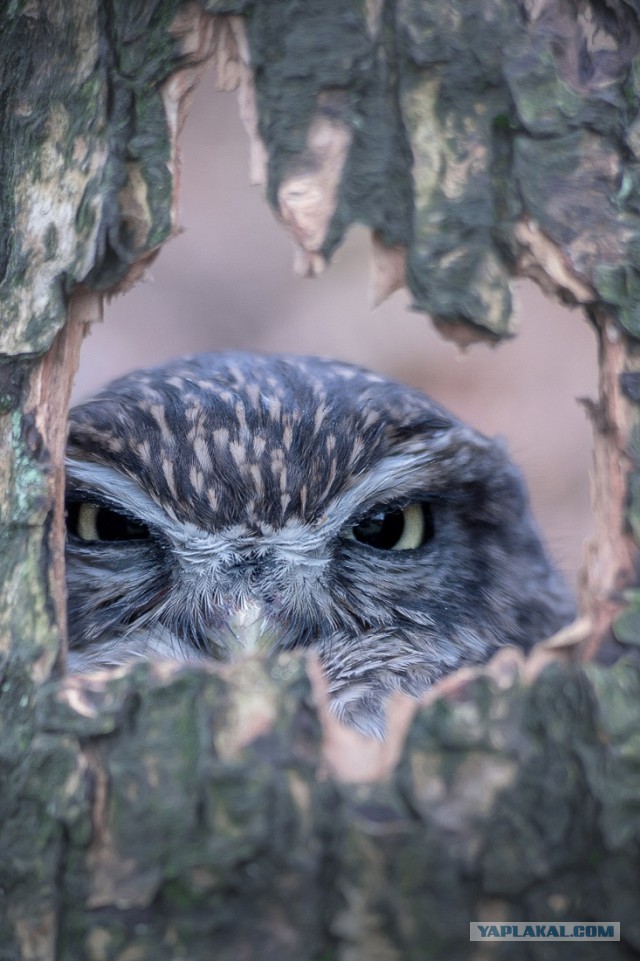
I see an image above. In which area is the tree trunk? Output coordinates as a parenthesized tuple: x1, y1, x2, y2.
(2, 1, 640, 958)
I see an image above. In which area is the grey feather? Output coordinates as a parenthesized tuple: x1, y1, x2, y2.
(65, 352, 575, 736)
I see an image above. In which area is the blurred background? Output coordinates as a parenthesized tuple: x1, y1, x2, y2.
(73, 68, 597, 590)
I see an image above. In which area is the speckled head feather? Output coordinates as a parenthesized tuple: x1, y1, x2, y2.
(66, 352, 575, 736)
(67, 354, 455, 529)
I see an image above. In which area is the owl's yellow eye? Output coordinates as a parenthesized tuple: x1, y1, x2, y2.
(66, 501, 150, 543)
(349, 502, 434, 551)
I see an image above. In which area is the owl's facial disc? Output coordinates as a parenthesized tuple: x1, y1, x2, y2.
(63, 458, 442, 664)
(65, 351, 576, 735)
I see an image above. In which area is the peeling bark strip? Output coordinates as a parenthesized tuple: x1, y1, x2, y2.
(0, 0, 186, 356)
(209, 0, 640, 339)
(581, 312, 640, 652)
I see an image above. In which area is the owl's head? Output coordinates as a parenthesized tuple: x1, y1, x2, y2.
(66, 352, 575, 735)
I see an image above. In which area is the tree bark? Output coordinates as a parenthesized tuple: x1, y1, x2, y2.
(2, 1, 640, 958)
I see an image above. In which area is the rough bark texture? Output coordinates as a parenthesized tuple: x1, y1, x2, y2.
(3, 652, 640, 960)
(2, 1, 640, 958)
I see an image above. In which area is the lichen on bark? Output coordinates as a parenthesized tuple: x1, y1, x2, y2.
(206, 0, 640, 340)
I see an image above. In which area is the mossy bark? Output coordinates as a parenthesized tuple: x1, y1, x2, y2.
(3, 654, 640, 960)
(2, 1, 640, 958)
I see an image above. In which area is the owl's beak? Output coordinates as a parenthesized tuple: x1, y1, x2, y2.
(224, 601, 278, 659)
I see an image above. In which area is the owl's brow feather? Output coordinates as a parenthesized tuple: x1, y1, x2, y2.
(66, 459, 176, 529)
(65, 423, 497, 569)
(331, 426, 499, 521)
(65, 457, 333, 556)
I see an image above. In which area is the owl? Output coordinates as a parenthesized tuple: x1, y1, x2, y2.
(65, 352, 575, 736)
